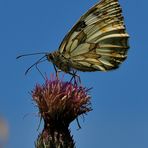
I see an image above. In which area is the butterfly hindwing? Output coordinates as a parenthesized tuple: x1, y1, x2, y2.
(58, 0, 129, 72)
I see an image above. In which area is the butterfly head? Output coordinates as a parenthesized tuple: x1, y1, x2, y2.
(46, 51, 60, 63)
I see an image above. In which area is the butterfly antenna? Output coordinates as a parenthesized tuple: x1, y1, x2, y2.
(25, 55, 46, 75)
(16, 52, 48, 59)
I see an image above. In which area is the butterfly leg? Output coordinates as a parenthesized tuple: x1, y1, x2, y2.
(53, 64, 61, 78)
(69, 70, 81, 84)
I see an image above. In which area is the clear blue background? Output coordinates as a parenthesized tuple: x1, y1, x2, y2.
(0, 0, 148, 148)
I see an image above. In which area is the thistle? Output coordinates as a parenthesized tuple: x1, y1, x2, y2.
(32, 75, 92, 148)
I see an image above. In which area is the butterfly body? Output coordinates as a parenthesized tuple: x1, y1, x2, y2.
(47, 50, 100, 73)
(47, 51, 72, 73)
(46, 0, 129, 73)
(19, 0, 129, 75)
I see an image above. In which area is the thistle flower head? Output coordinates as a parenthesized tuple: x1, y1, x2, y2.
(32, 75, 92, 128)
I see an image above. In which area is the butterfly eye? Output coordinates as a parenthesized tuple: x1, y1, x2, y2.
(47, 53, 54, 61)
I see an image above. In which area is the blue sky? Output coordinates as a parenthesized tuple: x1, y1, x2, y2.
(0, 0, 148, 147)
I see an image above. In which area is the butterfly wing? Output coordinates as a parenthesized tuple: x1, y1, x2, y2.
(58, 0, 129, 71)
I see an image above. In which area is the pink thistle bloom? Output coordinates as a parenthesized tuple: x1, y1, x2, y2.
(32, 75, 92, 148)
(32, 76, 92, 127)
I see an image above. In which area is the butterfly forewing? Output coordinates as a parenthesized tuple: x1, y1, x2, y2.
(54, 0, 129, 72)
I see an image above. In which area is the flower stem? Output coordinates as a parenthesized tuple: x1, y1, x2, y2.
(35, 126, 75, 148)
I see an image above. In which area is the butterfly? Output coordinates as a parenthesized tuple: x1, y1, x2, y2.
(17, 0, 129, 76)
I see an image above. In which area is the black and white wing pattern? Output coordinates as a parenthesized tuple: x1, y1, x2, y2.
(58, 0, 129, 72)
